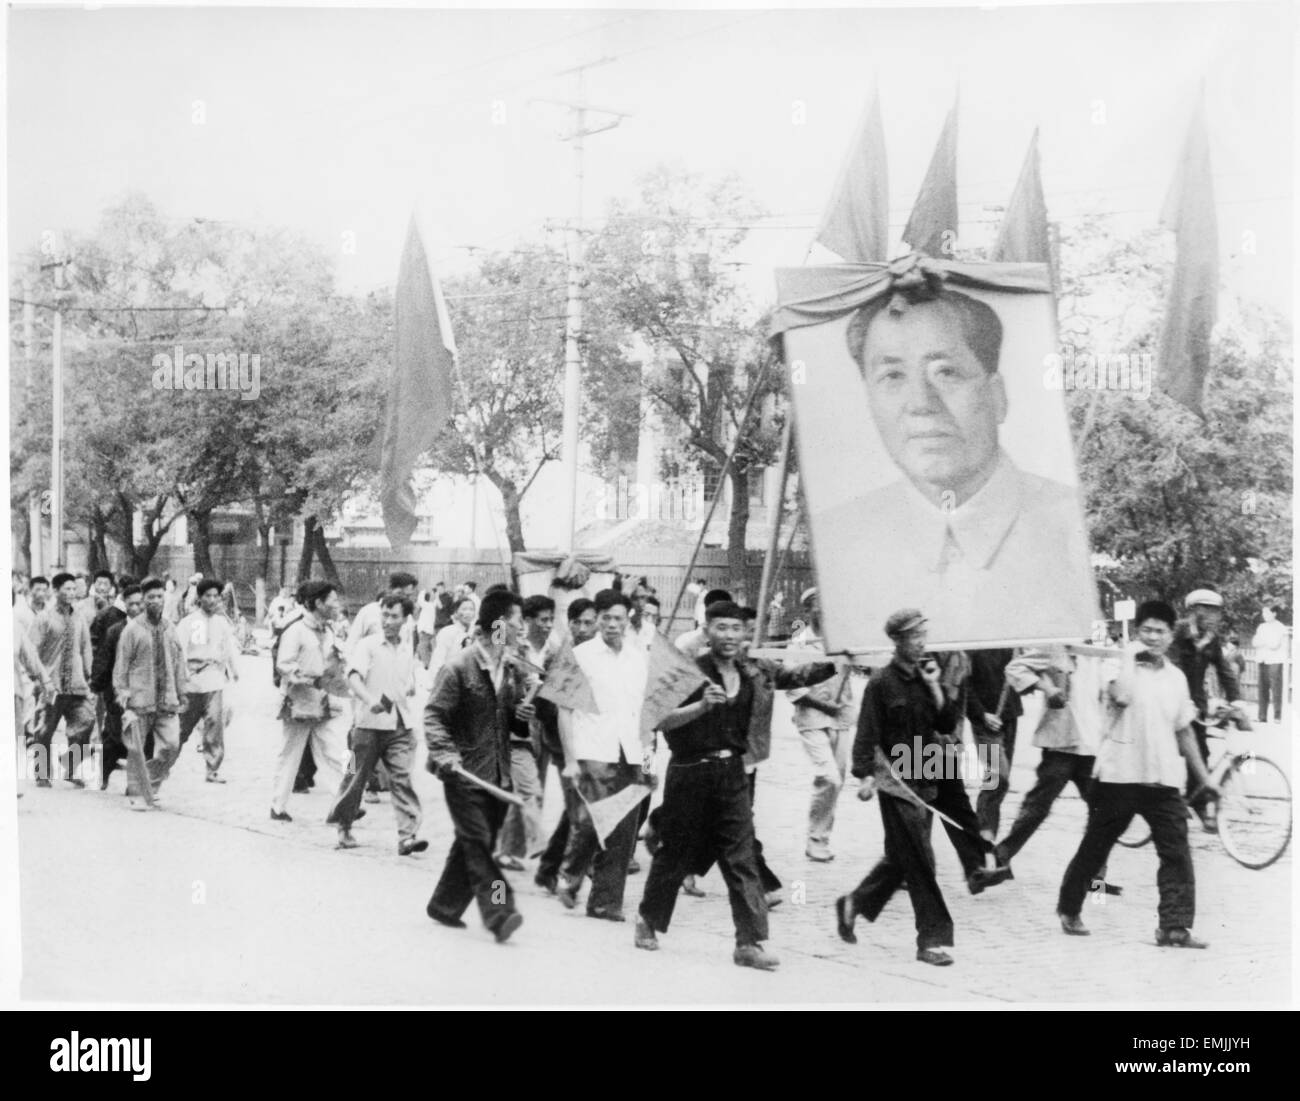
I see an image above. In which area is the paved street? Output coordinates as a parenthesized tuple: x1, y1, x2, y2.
(16, 642, 1294, 1006)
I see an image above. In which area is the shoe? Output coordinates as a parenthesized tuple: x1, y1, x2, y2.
(1155, 927, 1208, 949)
(557, 882, 580, 910)
(364, 791, 381, 804)
(67, 778, 86, 789)
(1058, 913, 1090, 936)
(916, 947, 954, 967)
(292, 783, 311, 794)
(398, 838, 429, 856)
(634, 915, 659, 951)
(967, 866, 1013, 894)
(270, 808, 292, 822)
(681, 875, 705, 898)
(126, 798, 150, 813)
(627, 858, 641, 875)
(834, 895, 857, 944)
(1104, 883, 1123, 897)
(425, 902, 466, 929)
(586, 907, 626, 923)
(805, 844, 835, 862)
(354, 807, 366, 821)
(534, 873, 558, 895)
(497, 854, 525, 872)
(205, 774, 227, 784)
(734, 943, 780, 971)
(35, 779, 51, 789)
(492, 912, 524, 944)
(765, 889, 784, 909)
(336, 830, 359, 849)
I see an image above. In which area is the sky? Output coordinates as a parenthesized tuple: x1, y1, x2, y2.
(6, 1, 1296, 317)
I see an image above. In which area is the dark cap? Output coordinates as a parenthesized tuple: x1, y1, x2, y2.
(884, 608, 927, 638)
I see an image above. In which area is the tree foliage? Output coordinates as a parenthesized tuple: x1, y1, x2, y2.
(1057, 217, 1292, 628)
(587, 167, 785, 591)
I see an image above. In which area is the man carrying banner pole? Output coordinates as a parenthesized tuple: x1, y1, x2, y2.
(635, 601, 838, 970)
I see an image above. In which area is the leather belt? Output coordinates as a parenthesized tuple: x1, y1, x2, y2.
(675, 748, 736, 766)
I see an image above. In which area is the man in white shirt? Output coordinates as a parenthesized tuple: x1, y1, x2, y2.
(328, 593, 426, 854)
(786, 589, 868, 862)
(270, 580, 350, 821)
(1252, 604, 1289, 723)
(431, 597, 477, 673)
(994, 644, 1120, 895)
(176, 579, 241, 783)
(556, 590, 652, 921)
(1057, 600, 1219, 947)
(349, 571, 419, 654)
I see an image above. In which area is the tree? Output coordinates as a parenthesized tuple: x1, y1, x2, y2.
(1056, 217, 1293, 627)
(428, 244, 636, 554)
(587, 166, 786, 594)
(10, 192, 389, 595)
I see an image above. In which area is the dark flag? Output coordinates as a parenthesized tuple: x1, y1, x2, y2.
(1157, 95, 1219, 415)
(814, 86, 889, 262)
(901, 98, 959, 258)
(380, 214, 457, 548)
(990, 129, 1054, 283)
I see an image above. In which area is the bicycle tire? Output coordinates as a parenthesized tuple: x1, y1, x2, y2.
(1116, 816, 1152, 848)
(1218, 754, 1292, 870)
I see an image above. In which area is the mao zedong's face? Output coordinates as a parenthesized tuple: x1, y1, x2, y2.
(860, 303, 1007, 507)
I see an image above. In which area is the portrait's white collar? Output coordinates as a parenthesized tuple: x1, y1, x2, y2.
(898, 450, 1023, 571)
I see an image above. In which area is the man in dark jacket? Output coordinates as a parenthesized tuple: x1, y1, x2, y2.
(1171, 589, 1242, 830)
(424, 589, 530, 943)
(634, 601, 837, 971)
(964, 648, 1023, 842)
(90, 584, 142, 786)
(836, 609, 1005, 967)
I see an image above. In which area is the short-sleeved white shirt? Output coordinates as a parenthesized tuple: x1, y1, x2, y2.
(1095, 652, 1198, 788)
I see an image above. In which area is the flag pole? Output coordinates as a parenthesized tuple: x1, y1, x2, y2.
(752, 412, 794, 645)
(659, 358, 774, 636)
(447, 347, 514, 582)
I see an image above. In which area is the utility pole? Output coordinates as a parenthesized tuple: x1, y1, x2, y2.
(22, 278, 42, 575)
(534, 59, 628, 553)
(42, 257, 72, 569)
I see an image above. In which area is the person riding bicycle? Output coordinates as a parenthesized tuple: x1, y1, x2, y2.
(1171, 589, 1244, 833)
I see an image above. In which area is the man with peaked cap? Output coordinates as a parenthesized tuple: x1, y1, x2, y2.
(835, 608, 1005, 967)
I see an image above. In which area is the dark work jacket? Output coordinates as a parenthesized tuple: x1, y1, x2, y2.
(90, 616, 129, 702)
(666, 652, 836, 766)
(1171, 620, 1241, 715)
(964, 648, 1022, 731)
(90, 605, 126, 665)
(424, 643, 521, 789)
(852, 657, 961, 795)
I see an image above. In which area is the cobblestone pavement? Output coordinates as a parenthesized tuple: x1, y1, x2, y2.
(15, 641, 1294, 1006)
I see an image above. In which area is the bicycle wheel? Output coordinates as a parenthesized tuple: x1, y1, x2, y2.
(1218, 754, 1292, 870)
(1116, 815, 1152, 848)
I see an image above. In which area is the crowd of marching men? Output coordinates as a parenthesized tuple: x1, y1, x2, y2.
(11, 568, 1261, 969)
